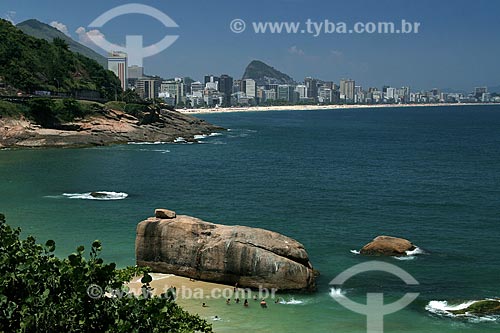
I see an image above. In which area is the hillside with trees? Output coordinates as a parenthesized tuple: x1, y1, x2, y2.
(0, 19, 119, 100)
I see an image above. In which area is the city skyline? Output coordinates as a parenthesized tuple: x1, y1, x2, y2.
(1, 0, 500, 91)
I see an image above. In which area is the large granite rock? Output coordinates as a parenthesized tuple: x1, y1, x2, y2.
(136, 210, 317, 291)
(360, 236, 416, 256)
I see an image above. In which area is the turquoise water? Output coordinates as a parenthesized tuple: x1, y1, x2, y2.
(1, 105, 500, 332)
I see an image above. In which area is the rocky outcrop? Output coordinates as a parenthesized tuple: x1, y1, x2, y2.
(0, 109, 223, 148)
(155, 209, 176, 219)
(360, 236, 416, 256)
(136, 210, 317, 291)
(450, 300, 500, 315)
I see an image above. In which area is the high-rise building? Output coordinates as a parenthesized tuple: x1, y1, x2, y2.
(295, 85, 308, 99)
(245, 79, 256, 98)
(219, 74, 234, 106)
(386, 87, 396, 100)
(108, 51, 128, 91)
(318, 86, 332, 103)
(277, 85, 294, 102)
(304, 77, 318, 101)
(161, 78, 185, 105)
(128, 65, 144, 79)
(204, 75, 220, 88)
(340, 79, 355, 102)
(191, 81, 204, 94)
(474, 87, 488, 99)
(137, 77, 161, 100)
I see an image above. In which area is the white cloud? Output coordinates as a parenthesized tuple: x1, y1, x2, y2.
(75, 26, 107, 52)
(330, 50, 343, 58)
(50, 21, 70, 36)
(288, 45, 305, 56)
(5, 11, 16, 24)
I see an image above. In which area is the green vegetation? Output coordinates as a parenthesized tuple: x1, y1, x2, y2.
(0, 101, 27, 117)
(0, 19, 120, 100)
(25, 98, 102, 128)
(16, 19, 107, 67)
(0, 214, 213, 332)
(104, 101, 127, 112)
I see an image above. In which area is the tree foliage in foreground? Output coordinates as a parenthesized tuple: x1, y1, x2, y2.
(0, 214, 213, 332)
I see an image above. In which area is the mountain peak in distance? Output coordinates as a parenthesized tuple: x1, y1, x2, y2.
(242, 60, 295, 85)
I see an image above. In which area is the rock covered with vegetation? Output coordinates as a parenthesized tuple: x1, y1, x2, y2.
(0, 99, 223, 148)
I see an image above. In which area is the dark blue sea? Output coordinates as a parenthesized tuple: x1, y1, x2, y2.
(1, 105, 500, 332)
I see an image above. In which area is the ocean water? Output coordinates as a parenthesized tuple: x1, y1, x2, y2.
(1, 105, 500, 332)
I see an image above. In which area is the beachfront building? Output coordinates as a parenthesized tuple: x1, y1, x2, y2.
(136, 77, 161, 100)
(295, 85, 307, 100)
(161, 78, 185, 105)
(340, 79, 355, 103)
(244, 79, 257, 98)
(318, 86, 333, 103)
(277, 85, 296, 103)
(219, 74, 234, 106)
(304, 77, 318, 102)
(107, 51, 128, 91)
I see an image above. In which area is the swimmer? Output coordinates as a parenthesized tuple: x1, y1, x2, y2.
(260, 299, 267, 308)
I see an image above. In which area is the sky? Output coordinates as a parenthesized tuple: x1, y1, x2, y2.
(1, 0, 500, 91)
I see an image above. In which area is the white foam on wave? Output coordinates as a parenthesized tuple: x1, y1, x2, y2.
(193, 134, 207, 140)
(406, 247, 425, 256)
(62, 191, 128, 201)
(174, 137, 186, 143)
(329, 287, 346, 299)
(393, 256, 416, 261)
(392, 247, 425, 260)
(350, 249, 360, 255)
(128, 141, 167, 145)
(278, 297, 305, 305)
(426, 300, 478, 314)
(209, 132, 222, 137)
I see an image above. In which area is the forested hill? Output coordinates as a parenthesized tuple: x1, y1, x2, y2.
(0, 19, 119, 100)
(17, 19, 107, 67)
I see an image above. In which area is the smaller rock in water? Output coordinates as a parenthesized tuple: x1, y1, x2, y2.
(155, 209, 176, 219)
(90, 192, 107, 198)
(360, 235, 416, 256)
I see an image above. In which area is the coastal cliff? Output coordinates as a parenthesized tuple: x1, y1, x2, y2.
(136, 209, 318, 292)
(0, 108, 223, 148)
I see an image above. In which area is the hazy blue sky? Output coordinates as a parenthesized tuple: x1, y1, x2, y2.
(1, 0, 500, 91)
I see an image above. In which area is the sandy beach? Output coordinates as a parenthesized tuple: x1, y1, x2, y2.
(178, 103, 497, 115)
(127, 273, 254, 313)
(126, 273, 298, 331)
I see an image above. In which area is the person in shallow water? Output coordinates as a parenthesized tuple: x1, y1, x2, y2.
(260, 299, 267, 308)
(226, 298, 231, 305)
(244, 299, 249, 307)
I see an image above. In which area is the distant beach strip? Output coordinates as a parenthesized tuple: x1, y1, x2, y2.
(179, 103, 498, 114)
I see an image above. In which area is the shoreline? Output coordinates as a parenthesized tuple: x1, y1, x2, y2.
(127, 273, 253, 315)
(178, 102, 499, 114)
